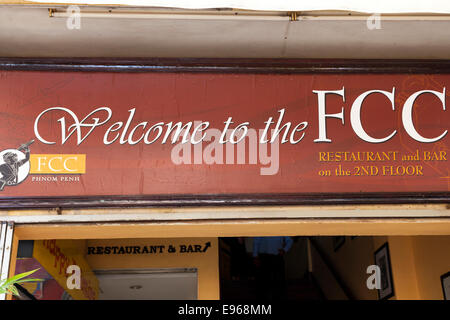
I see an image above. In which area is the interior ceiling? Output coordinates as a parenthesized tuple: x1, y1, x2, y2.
(1, 5, 450, 59)
(95, 271, 198, 300)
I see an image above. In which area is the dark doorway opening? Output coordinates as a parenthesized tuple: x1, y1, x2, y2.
(219, 237, 324, 300)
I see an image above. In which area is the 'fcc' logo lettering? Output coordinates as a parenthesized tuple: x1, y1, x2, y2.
(30, 154, 86, 174)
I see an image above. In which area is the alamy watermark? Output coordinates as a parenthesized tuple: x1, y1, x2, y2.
(66, 6, 81, 30)
(66, 265, 81, 289)
(366, 264, 382, 289)
(170, 121, 280, 176)
(366, 13, 382, 30)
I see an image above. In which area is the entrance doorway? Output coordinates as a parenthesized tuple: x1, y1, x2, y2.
(5, 211, 450, 301)
(219, 235, 450, 300)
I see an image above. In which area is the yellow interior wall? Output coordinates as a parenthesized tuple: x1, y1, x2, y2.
(373, 236, 450, 300)
(32, 239, 99, 300)
(373, 236, 420, 300)
(311, 235, 450, 300)
(85, 238, 219, 300)
(410, 236, 450, 299)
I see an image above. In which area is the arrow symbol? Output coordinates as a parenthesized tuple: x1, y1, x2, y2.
(203, 242, 211, 252)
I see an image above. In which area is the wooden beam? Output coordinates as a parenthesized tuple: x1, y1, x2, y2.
(13, 218, 450, 240)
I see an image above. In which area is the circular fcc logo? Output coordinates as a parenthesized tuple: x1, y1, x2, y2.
(0, 141, 33, 191)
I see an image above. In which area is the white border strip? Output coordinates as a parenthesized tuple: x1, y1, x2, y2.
(0, 223, 6, 277)
(1, 205, 449, 223)
(26, 1, 450, 14)
(0, 222, 14, 300)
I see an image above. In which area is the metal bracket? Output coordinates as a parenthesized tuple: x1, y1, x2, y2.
(289, 12, 299, 21)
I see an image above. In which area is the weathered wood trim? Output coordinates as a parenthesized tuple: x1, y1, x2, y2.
(1, 58, 450, 74)
(0, 193, 448, 209)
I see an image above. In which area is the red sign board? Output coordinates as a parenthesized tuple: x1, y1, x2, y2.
(0, 71, 448, 197)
